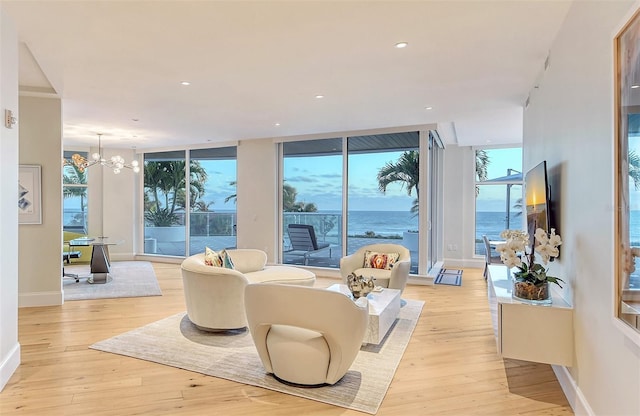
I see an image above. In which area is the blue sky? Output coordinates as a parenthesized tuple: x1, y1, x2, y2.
(476, 147, 523, 212)
(285, 151, 415, 212)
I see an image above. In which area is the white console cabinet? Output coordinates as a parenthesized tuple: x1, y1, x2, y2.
(487, 265, 573, 366)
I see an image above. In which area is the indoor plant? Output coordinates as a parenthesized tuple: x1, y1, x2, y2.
(496, 228, 564, 304)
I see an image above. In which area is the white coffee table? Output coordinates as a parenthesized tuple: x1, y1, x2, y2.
(327, 284, 401, 344)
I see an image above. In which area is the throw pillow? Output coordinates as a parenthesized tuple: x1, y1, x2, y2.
(204, 247, 223, 267)
(363, 250, 400, 270)
(219, 249, 235, 269)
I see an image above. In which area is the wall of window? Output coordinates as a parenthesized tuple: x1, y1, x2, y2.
(142, 147, 237, 257)
(282, 138, 343, 266)
(347, 133, 420, 273)
(280, 129, 440, 275)
(474, 147, 523, 256)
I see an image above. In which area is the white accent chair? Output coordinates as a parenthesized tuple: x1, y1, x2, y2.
(181, 249, 316, 332)
(244, 283, 369, 386)
(339, 243, 411, 293)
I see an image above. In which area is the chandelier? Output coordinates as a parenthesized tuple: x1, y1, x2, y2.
(68, 133, 140, 174)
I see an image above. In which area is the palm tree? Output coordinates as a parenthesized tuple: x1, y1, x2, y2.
(62, 157, 88, 229)
(143, 160, 208, 225)
(282, 183, 317, 212)
(192, 200, 214, 212)
(283, 183, 298, 211)
(475, 149, 489, 196)
(224, 181, 237, 204)
(377, 150, 419, 216)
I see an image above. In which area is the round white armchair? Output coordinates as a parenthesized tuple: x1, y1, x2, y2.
(339, 243, 411, 293)
(181, 249, 315, 331)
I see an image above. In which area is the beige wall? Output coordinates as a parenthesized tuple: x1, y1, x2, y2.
(0, 5, 20, 391)
(17, 96, 62, 306)
(523, 1, 639, 414)
(236, 138, 279, 260)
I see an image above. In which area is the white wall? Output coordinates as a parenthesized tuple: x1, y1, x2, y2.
(0, 5, 20, 391)
(523, 1, 640, 415)
(17, 96, 63, 307)
(442, 144, 482, 268)
(236, 138, 278, 260)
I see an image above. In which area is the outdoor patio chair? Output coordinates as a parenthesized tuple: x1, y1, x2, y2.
(285, 224, 332, 265)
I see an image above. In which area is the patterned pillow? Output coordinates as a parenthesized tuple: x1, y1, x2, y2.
(363, 250, 400, 270)
(204, 247, 223, 267)
(219, 249, 235, 269)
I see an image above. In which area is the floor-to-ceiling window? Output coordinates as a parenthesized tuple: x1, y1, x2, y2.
(143, 151, 187, 257)
(142, 147, 238, 257)
(188, 147, 237, 254)
(282, 138, 343, 266)
(63, 150, 89, 233)
(474, 147, 523, 256)
(347, 132, 419, 273)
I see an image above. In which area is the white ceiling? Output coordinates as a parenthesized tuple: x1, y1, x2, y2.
(3, 0, 572, 150)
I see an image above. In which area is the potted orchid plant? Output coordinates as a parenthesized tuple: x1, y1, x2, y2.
(496, 228, 564, 304)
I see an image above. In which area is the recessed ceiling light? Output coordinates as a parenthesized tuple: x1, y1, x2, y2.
(632, 85, 640, 89)
(181, 81, 191, 86)
(395, 42, 408, 48)
(425, 106, 433, 110)
(274, 122, 281, 127)
(315, 94, 324, 99)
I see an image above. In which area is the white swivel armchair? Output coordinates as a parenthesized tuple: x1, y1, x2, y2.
(244, 283, 369, 386)
(340, 243, 411, 293)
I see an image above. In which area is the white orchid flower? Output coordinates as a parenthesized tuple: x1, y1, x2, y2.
(502, 251, 522, 268)
(548, 230, 562, 247)
(535, 228, 549, 244)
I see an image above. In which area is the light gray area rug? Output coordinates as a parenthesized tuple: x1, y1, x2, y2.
(90, 298, 424, 414)
(63, 261, 162, 301)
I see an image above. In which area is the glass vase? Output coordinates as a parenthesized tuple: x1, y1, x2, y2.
(512, 280, 552, 305)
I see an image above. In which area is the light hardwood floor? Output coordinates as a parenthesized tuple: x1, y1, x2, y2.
(0, 263, 573, 415)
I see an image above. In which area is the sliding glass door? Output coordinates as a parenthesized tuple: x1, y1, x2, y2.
(281, 138, 343, 266)
(188, 147, 237, 254)
(143, 151, 187, 256)
(346, 132, 419, 273)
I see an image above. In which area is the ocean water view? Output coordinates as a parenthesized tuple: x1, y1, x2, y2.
(65, 208, 640, 258)
(476, 211, 524, 240)
(319, 210, 418, 237)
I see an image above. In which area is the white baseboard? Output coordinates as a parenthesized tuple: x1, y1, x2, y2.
(0, 342, 20, 392)
(110, 252, 136, 261)
(18, 290, 63, 307)
(552, 365, 593, 416)
(408, 276, 435, 285)
(134, 254, 183, 264)
(443, 258, 485, 270)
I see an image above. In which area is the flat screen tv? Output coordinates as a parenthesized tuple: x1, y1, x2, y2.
(524, 161, 551, 247)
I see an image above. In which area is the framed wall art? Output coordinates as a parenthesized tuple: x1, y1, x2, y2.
(18, 165, 42, 225)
